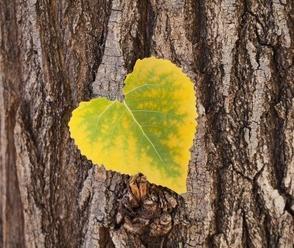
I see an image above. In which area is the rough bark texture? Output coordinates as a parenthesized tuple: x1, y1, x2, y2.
(1, 0, 293, 247)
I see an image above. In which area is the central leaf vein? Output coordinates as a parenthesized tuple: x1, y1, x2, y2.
(123, 100, 165, 164)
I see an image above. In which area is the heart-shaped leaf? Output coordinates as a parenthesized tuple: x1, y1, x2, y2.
(69, 57, 197, 193)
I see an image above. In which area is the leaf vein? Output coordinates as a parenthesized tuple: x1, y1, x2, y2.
(123, 100, 165, 163)
(124, 83, 159, 96)
(95, 102, 115, 128)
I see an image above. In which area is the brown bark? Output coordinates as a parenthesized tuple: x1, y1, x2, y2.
(0, 0, 293, 247)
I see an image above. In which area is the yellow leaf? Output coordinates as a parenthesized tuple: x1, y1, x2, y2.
(69, 57, 197, 193)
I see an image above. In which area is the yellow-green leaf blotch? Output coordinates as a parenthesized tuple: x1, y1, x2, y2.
(69, 57, 197, 194)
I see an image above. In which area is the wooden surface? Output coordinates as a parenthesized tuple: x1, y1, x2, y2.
(0, 0, 293, 247)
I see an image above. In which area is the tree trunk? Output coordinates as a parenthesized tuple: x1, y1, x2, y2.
(1, 0, 293, 247)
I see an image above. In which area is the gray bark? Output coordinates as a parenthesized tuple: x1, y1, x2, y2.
(0, 0, 293, 247)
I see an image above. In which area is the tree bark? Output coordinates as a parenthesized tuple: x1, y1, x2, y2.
(0, 0, 293, 247)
